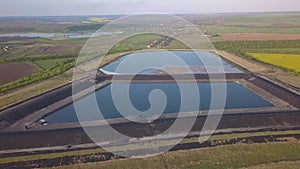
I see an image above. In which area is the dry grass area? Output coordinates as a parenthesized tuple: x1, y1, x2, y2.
(221, 33, 300, 41)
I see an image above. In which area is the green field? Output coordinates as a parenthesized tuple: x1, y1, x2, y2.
(247, 53, 300, 74)
(244, 160, 300, 169)
(107, 33, 162, 54)
(106, 33, 188, 54)
(32, 58, 73, 70)
(0, 37, 87, 59)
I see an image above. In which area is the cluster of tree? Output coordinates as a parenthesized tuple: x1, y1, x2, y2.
(213, 40, 300, 55)
(0, 54, 78, 64)
(0, 59, 76, 93)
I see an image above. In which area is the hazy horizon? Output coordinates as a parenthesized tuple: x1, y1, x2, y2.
(1, 0, 300, 17)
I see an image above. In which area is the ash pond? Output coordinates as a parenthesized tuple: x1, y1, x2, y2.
(99, 51, 242, 74)
(44, 82, 273, 124)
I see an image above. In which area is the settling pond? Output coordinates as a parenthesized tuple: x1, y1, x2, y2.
(44, 82, 273, 124)
(43, 51, 270, 124)
(100, 51, 242, 74)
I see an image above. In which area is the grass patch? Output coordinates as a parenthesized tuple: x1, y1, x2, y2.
(47, 142, 300, 169)
(32, 58, 73, 70)
(0, 148, 106, 164)
(0, 130, 299, 165)
(243, 160, 300, 169)
(107, 33, 163, 54)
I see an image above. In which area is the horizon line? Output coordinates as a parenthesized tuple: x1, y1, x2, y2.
(0, 10, 299, 18)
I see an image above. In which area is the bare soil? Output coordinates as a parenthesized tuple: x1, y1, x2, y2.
(0, 62, 39, 86)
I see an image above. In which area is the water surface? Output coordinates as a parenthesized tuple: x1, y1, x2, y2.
(100, 51, 242, 74)
(44, 82, 273, 124)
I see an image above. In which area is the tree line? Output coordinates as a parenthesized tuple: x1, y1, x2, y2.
(213, 40, 300, 55)
(0, 54, 78, 64)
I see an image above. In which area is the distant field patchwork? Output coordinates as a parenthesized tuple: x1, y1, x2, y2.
(247, 53, 300, 74)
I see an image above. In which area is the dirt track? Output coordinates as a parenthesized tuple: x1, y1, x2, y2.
(0, 62, 39, 86)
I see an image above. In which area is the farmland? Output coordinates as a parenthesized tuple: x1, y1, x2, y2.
(0, 37, 87, 59)
(0, 37, 87, 94)
(213, 40, 300, 87)
(247, 53, 300, 75)
(196, 12, 300, 35)
(0, 62, 39, 86)
(213, 40, 300, 71)
(33, 58, 74, 70)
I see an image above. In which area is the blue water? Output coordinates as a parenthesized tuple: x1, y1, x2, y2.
(100, 51, 242, 74)
(44, 82, 273, 124)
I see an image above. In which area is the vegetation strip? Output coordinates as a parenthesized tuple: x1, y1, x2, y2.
(0, 130, 299, 165)
(0, 134, 299, 168)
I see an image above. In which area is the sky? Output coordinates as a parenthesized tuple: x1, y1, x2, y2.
(1, 0, 300, 16)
